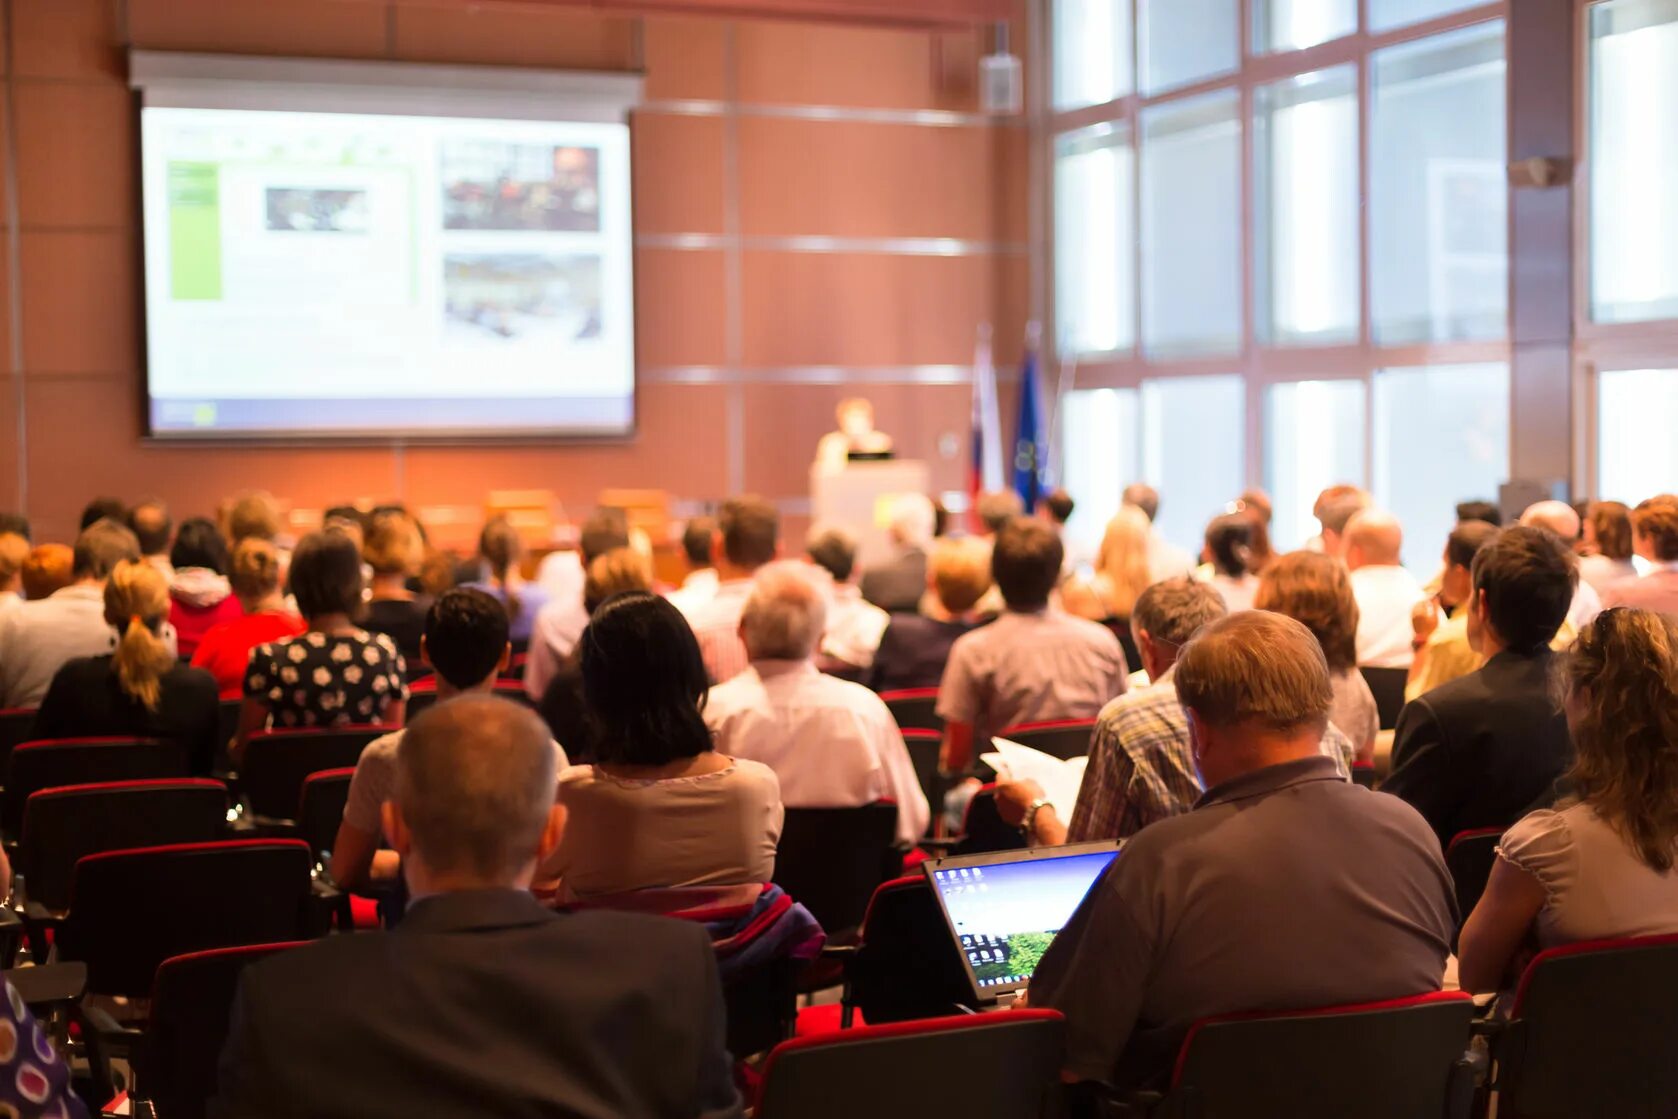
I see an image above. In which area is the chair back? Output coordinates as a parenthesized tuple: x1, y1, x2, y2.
(1444, 828, 1502, 930)
(901, 730, 944, 837)
(57, 839, 315, 998)
(1496, 934, 1678, 1119)
(1351, 763, 1377, 788)
(240, 727, 384, 820)
(848, 876, 974, 1023)
(1360, 667, 1408, 730)
(4, 738, 188, 838)
(138, 942, 308, 1119)
(757, 1010, 1066, 1119)
(297, 768, 355, 863)
(19, 779, 228, 912)
(774, 803, 900, 935)
(955, 785, 1027, 857)
(214, 699, 242, 775)
(1159, 993, 1476, 1119)
(880, 689, 942, 733)
(997, 719, 1096, 761)
(0, 707, 37, 770)
(407, 678, 533, 720)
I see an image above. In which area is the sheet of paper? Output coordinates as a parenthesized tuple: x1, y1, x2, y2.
(982, 737, 1088, 818)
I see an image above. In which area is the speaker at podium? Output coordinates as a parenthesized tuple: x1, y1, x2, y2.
(809, 398, 928, 569)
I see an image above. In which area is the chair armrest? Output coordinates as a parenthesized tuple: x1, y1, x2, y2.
(3, 962, 86, 1010)
(819, 944, 860, 961)
(309, 874, 353, 934)
(77, 1002, 144, 1111)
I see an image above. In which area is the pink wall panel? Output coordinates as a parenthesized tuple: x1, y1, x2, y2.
(17, 231, 140, 375)
(632, 113, 728, 234)
(641, 17, 730, 101)
(127, 0, 390, 59)
(11, 0, 123, 81)
(388, 5, 636, 69)
(13, 83, 135, 229)
(732, 19, 981, 109)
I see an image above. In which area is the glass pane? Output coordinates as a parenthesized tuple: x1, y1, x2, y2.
(1141, 91, 1242, 359)
(1373, 363, 1509, 578)
(1598, 369, 1678, 500)
(1589, 0, 1678, 324)
(1370, 22, 1507, 345)
(1141, 374, 1246, 558)
(1370, 0, 1485, 32)
(1139, 0, 1239, 94)
(1264, 380, 1367, 552)
(1061, 387, 1142, 561)
(1252, 0, 1357, 54)
(1056, 125, 1135, 356)
(1256, 67, 1360, 346)
(1054, 0, 1134, 109)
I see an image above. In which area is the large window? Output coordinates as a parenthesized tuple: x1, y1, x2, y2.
(1264, 380, 1367, 551)
(1252, 0, 1357, 54)
(1589, 0, 1678, 324)
(1139, 0, 1240, 94)
(1056, 125, 1134, 356)
(1369, 0, 1487, 32)
(1141, 374, 1245, 556)
(1054, 0, 1134, 109)
(1598, 368, 1678, 500)
(1061, 387, 1142, 556)
(1370, 21, 1507, 345)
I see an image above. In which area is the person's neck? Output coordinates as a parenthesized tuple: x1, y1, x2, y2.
(307, 612, 358, 636)
(434, 673, 499, 702)
(687, 563, 714, 580)
(1006, 601, 1048, 615)
(369, 574, 413, 600)
(1476, 626, 1510, 659)
(1143, 650, 1178, 681)
(715, 561, 759, 583)
(243, 593, 287, 614)
(71, 577, 102, 591)
(405, 865, 531, 905)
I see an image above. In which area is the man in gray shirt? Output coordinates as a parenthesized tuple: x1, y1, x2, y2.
(1029, 611, 1455, 1091)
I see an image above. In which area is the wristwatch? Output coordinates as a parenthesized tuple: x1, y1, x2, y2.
(1021, 798, 1051, 841)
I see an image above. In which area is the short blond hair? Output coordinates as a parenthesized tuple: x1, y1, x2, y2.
(929, 537, 991, 615)
(22, 544, 73, 600)
(584, 547, 654, 613)
(1174, 611, 1333, 735)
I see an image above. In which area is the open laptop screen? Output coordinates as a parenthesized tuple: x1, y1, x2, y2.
(924, 842, 1121, 1000)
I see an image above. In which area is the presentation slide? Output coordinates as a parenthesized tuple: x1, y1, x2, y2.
(140, 106, 634, 438)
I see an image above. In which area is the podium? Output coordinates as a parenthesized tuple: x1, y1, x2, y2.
(810, 459, 930, 569)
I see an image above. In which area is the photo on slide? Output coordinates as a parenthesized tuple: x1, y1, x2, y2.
(440, 140, 601, 232)
(264, 188, 371, 234)
(443, 253, 603, 343)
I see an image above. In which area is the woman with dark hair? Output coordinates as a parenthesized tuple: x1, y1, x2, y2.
(466, 517, 549, 647)
(1201, 513, 1258, 614)
(1459, 608, 1678, 994)
(548, 591, 781, 900)
(234, 532, 406, 758)
(1579, 500, 1638, 595)
(168, 517, 243, 659)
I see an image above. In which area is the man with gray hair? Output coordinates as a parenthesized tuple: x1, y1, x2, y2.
(1344, 508, 1425, 669)
(1029, 612, 1454, 1092)
(214, 696, 742, 1119)
(705, 562, 929, 844)
(807, 525, 889, 675)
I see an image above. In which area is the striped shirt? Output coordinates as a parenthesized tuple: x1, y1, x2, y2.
(686, 579, 756, 685)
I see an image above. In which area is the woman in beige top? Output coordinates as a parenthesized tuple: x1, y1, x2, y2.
(551, 591, 783, 900)
(1459, 608, 1678, 994)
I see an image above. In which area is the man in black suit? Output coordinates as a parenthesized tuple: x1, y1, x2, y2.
(1382, 525, 1577, 848)
(212, 695, 743, 1119)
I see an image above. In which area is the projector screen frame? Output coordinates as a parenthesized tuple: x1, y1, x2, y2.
(129, 50, 644, 446)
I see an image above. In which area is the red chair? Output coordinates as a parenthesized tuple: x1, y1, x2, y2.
(1351, 762, 1377, 788)
(238, 726, 385, 822)
(951, 784, 1027, 857)
(1444, 827, 1502, 933)
(901, 729, 944, 837)
(406, 677, 534, 720)
(3, 738, 187, 838)
(297, 768, 355, 864)
(996, 719, 1097, 761)
(756, 1010, 1066, 1119)
(1484, 934, 1678, 1119)
(879, 688, 942, 733)
(823, 876, 974, 1027)
(773, 803, 900, 937)
(0, 706, 37, 769)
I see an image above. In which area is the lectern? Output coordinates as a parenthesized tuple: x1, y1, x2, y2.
(810, 459, 931, 569)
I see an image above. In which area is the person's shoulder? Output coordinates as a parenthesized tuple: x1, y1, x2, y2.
(1337, 780, 1442, 846)
(239, 933, 385, 1001)
(726, 755, 783, 793)
(354, 729, 404, 769)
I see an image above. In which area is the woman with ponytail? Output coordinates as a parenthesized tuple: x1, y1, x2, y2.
(465, 517, 549, 648)
(191, 538, 305, 698)
(35, 560, 220, 775)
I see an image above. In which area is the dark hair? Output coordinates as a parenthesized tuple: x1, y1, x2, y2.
(806, 528, 858, 583)
(169, 517, 229, 574)
(1455, 500, 1502, 527)
(681, 516, 716, 567)
(580, 592, 712, 766)
(579, 508, 631, 567)
(81, 497, 127, 532)
(719, 496, 779, 569)
(0, 513, 31, 542)
(992, 518, 1062, 610)
(1589, 501, 1635, 562)
(1204, 514, 1254, 578)
(127, 500, 172, 555)
(1445, 520, 1501, 571)
(289, 532, 365, 620)
(73, 519, 140, 581)
(1041, 489, 1075, 525)
(1471, 525, 1577, 653)
(425, 588, 510, 690)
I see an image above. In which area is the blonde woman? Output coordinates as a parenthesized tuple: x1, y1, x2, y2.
(362, 511, 430, 668)
(1063, 505, 1154, 670)
(35, 559, 220, 774)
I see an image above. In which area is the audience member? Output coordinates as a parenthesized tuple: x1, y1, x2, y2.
(333, 588, 566, 893)
(1383, 526, 1577, 847)
(974, 489, 1026, 538)
(664, 515, 719, 617)
(0, 512, 30, 541)
(321, 504, 371, 550)
(937, 518, 1128, 773)
(525, 508, 632, 700)
(167, 517, 243, 660)
(1029, 612, 1454, 1091)
(1255, 551, 1379, 764)
(1520, 500, 1604, 631)
(806, 526, 889, 675)
(19, 543, 72, 603)
(1458, 608, 1678, 995)
(1578, 500, 1638, 594)
(866, 536, 992, 693)
(1406, 520, 1503, 702)
(1038, 488, 1091, 575)
(1314, 486, 1371, 557)
(236, 532, 405, 755)
(128, 497, 174, 579)
(554, 592, 781, 899)
(0, 519, 151, 709)
(36, 560, 219, 774)
(362, 510, 430, 669)
(860, 493, 935, 613)
(1456, 499, 1502, 528)
(466, 517, 549, 646)
(1344, 509, 1423, 669)
(214, 696, 742, 1119)
(706, 562, 929, 845)
(193, 538, 305, 699)
(1201, 513, 1259, 613)
(686, 496, 780, 685)
(537, 548, 656, 763)
(1061, 505, 1153, 670)
(1237, 489, 1276, 574)
(224, 490, 283, 545)
(1604, 495, 1678, 615)
(0, 533, 27, 617)
(0, 850, 86, 1118)
(1123, 483, 1194, 580)
(80, 496, 126, 532)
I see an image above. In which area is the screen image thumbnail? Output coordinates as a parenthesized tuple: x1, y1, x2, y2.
(443, 253, 602, 343)
(264, 188, 370, 234)
(970, 931, 1057, 985)
(441, 140, 600, 232)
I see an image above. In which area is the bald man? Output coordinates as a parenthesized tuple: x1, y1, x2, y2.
(1519, 501, 1603, 632)
(214, 696, 743, 1119)
(1344, 510, 1425, 669)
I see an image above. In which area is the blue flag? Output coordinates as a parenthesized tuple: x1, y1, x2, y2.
(1011, 348, 1046, 511)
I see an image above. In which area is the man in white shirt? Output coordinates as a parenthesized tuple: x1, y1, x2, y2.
(1519, 500, 1603, 632)
(0, 518, 172, 708)
(1122, 484, 1194, 582)
(805, 526, 888, 675)
(523, 510, 630, 701)
(706, 562, 929, 845)
(1344, 510, 1424, 669)
(685, 496, 780, 686)
(665, 516, 719, 619)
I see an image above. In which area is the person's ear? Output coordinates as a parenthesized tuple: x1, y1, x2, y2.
(382, 800, 411, 859)
(419, 635, 433, 670)
(536, 803, 567, 864)
(710, 531, 726, 568)
(497, 642, 512, 672)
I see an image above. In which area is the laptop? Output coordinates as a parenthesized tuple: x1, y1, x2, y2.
(923, 841, 1123, 1004)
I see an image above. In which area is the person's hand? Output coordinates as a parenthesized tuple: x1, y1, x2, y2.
(1411, 597, 1441, 642)
(996, 780, 1048, 827)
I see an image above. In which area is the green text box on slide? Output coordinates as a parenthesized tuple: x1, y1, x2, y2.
(167, 161, 222, 301)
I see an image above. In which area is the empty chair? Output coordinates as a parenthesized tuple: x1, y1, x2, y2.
(56, 839, 316, 999)
(18, 779, 228, 913)
(900, 730, 944, 837)
(773, 803, 900, 936)
(757, 1010, 1066, 1119)
(880, 689, 942, 733)
(997, 719, 1096, 761)
(1444, 828, 1502, 933)
(297, 768, 355, 864)
(835, 876, 973, 1026)
(239, 727, 385, 821)
(0, 706, 37, 770)
(3, 738, 187, 838)
(952, 785, 1027, 858)
(1360, 667, 1408, 731)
